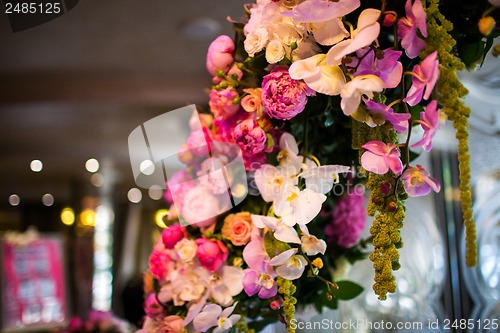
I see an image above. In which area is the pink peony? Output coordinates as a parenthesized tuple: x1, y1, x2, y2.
(186, 129, 211, 157)
(161, 224, 186, 249)
(181, 186, 220, 227)
(325, 191, 366, 248)
(144, 293, 164, 320)
(206, 35, 235, 76)
(148, 248, 171, 281)
(261, 66, 314, 120)
(195, 238, 228, 272)
(209, 88, 240, 119)
(164, 170, 194, 204)
(234, 119, 267, 154)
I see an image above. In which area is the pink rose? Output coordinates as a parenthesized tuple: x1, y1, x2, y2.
(261, 66, 314, 120)
(148, 248, 171, 281)
(195, 238, 228, 272)
(161, 224, 186, 249)
(209, 88, 240, 119)
(144, 293, 164, 320)
(160, 315, 185, 333)
(234, 119, 267, 154)
(222, 212, 253, 246)
(206, 35, 235, 76)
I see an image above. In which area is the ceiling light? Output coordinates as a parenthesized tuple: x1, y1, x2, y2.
(9, 194, 20, 206)
(86, 158, 99, 173)
(61, 207, 75, 226)
(140, 159, 155, 175)
(127, 188, 142, 203)
(91, 173, 104, 187)
(178, 17, 221, 40)
(30, 159, 43, 172)
(149, 185, 163, 200)
(42, 193, 54, 206)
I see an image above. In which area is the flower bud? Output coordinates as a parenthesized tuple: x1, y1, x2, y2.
(270, 296, 284, 310)
(478, 16, 496, 36)
(492, 44, 500, 57)
(387, 201, 397, 212)
(383, 12, 397, 27)
(312, 258, 324, 269)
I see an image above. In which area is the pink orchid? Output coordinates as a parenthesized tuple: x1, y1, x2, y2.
(242, 269, 278, 299)
(398, 0, 427, 58)
(326, 8, 381, 67)
(361, 140, 403, 175)
(364, 99, 411, 133)
(355, 49, 403, 88)
(404, 51, 439, 106)
(282, 0, 359, 46)
(401, 165, 441, 196)
(282, 0, 360, 23)
(206, 35, 235, 76)
(411, 100, 445, 151)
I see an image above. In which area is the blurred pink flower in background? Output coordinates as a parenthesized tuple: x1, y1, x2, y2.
(325, 191, 366, 248)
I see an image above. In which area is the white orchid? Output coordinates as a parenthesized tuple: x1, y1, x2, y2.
(205, 266, 244, 307)
(268, 248, 308, 280)
(275, 187, 326, 227)
(340, 74, 385, 116)
(251, 214, 301, 244)
(289, 54, 346, 96)
(301, 234, 327, 256)
(299, 165, 350, 194)
(326, 8, 381, 66)
(193, 303, 241, 333)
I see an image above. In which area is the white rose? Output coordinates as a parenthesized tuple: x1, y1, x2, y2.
(265, 39, 286, 64)
(244, 27, 269, 57)
(175, 238, 197, 262)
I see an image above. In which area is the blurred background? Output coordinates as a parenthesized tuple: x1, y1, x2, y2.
(0, 1, 499, 332)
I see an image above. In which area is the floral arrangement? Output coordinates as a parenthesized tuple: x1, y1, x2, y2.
(138, 0, 499, 332)
(59, 310, 133, 333)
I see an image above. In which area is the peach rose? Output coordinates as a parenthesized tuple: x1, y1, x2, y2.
(160, 315, 185, 333)
(222, 212, 253, 246)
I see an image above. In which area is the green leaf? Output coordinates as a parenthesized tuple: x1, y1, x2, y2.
(332, 280, 364, 300)
(264, 231, 291, 258)
(458, 40, 485, 68)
